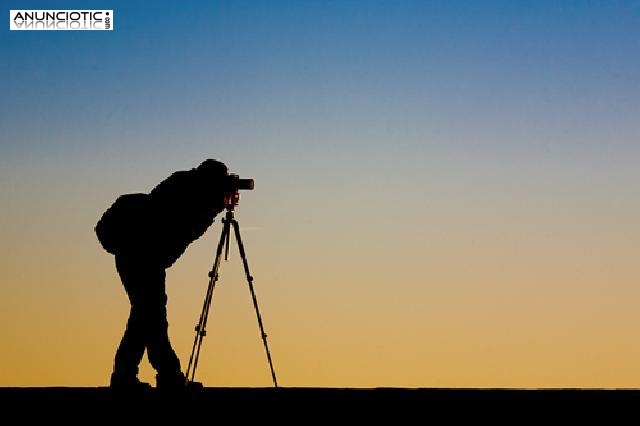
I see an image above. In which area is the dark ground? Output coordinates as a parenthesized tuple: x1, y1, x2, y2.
(1, 387, 638, 422)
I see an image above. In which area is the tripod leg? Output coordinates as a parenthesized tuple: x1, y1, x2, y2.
(185, 216, 231, 383)
(231, 219, 279, 387)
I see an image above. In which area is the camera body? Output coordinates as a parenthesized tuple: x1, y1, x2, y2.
(224, 173, 254, 207)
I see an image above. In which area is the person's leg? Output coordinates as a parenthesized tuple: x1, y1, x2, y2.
(141, 268, 184, 386)
(110, 255, 151, 388)
(111, 303, 147, 385)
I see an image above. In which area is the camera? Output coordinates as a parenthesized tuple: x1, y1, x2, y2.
(223, 174, 254, 207)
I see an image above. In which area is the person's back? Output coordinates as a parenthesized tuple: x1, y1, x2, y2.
(95, 192, 153, 258)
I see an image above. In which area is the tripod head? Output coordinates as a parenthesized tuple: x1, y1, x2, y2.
(223, 192, 241, 210)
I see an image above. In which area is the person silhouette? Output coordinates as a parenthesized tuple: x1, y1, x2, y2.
(95, 159, 229, 393)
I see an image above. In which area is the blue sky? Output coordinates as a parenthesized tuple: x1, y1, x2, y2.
(4, 1, 639, 165)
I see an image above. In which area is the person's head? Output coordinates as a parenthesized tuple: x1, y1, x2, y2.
(196, 159, 230, 210)
(196, 158, 228, 178)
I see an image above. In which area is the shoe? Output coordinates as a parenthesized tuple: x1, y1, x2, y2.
(110, 373, 153, 394)
(186, 380, 204, 390)
(156, 372, 203, 394)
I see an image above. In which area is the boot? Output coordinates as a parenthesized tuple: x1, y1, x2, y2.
(156, 371, 203, 394)
(110, 372, 153, 394)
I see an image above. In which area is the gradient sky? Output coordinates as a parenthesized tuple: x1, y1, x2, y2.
(1, 0, 639, 388)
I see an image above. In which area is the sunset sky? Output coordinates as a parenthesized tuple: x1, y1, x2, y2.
(1, 0, 639, 388)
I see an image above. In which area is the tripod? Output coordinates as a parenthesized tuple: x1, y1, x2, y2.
(185, 202, 278, 387)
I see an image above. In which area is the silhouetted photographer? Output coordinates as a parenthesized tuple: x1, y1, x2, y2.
(95, 159, 238, 393)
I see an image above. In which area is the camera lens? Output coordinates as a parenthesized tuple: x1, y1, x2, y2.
(237, 179, 254, 190)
